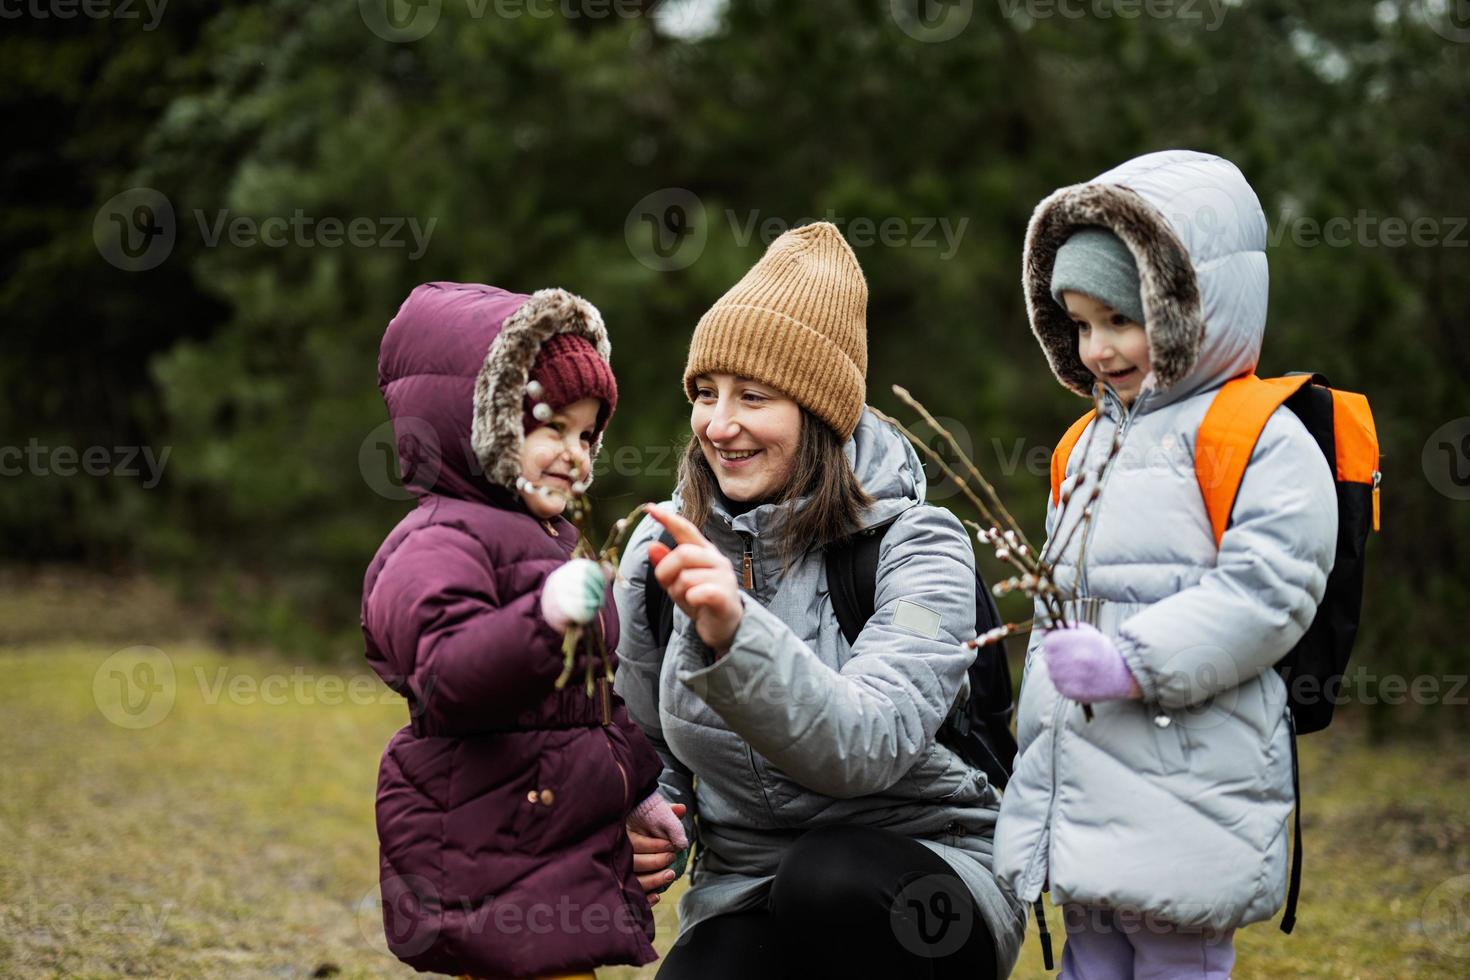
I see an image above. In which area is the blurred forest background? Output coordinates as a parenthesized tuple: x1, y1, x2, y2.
(4, 0, 1468, 731)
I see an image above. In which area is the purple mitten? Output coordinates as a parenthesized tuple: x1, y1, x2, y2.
(627, 791, 689, 851)
(1042, 623, 1142, 703)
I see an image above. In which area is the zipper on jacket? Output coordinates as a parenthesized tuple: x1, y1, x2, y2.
(738, 532, 755, 591)
(1028, 687, 1068, 896)
(597, 676, 612, 726)
(1028, 387, 1141, 895)
(541, 518, 559, 538)
(1075, 387, 1143, 597)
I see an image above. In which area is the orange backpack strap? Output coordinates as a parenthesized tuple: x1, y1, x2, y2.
(1050, 410, 1098, 507)
(1330, 389, 1381, 531)
(1196, 374, 1315, 546)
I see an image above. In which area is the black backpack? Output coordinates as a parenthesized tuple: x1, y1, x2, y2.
(643, 519, 1019, 792)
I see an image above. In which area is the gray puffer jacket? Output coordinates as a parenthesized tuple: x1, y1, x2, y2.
(994, 150, 1339, 932)
(614, 409, 1026, 977)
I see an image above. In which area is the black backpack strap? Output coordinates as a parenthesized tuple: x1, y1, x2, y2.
(643, 529, 677, 649)
(1281, 715, 1303, 933)
(1033, 896, 1055, 970)
(825, 521, 897, 648)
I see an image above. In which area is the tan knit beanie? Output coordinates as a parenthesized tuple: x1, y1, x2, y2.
(683, 222, 868, 440)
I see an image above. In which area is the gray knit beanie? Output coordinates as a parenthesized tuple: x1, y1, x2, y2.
(1050, 227, 1145, 326)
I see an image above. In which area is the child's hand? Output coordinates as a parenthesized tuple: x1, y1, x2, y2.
(627, 791, 689, 850)
(1042, 623, 1142, 703)
(628, 799, 689, 906)
(539, 559, 608, 633)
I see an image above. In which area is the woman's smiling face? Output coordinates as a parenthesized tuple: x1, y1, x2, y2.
(689, 373, 802, 503)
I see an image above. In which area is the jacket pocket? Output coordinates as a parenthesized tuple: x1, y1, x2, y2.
(508, 734, 561, 855)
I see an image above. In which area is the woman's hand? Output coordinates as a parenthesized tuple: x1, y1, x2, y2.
(643, 506, 744, 654)
(628, 801, 687, 906)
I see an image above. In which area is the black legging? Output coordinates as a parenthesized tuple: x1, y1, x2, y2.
(656, 825, 999, 980)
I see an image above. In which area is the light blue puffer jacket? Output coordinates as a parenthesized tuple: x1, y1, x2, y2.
(993, 150, 1339, 932)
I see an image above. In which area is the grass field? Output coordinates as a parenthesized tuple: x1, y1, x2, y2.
(2, 633, 1466, 978)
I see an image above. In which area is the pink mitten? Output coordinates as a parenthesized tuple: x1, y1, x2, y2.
(1042, 623, 1142, 703)
(627, 792, 689, 851)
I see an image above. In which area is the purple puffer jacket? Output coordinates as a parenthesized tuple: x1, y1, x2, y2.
(362, 282, 663, 978)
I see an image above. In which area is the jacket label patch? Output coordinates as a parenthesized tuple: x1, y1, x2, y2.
(892, 599, 941, 638)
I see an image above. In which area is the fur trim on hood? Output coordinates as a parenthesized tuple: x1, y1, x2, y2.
(1023, 150, 1269, 404)
(471, 288, 613, 490)
(1024, 183, 1203, 397)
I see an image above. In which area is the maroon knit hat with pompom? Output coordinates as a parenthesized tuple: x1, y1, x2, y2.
(523, 332, 618, 434)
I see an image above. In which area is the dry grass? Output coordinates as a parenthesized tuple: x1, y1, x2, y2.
(1, 638, 1464, 978)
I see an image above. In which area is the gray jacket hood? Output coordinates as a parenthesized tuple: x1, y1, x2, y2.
(1023, 149, 1269, 411)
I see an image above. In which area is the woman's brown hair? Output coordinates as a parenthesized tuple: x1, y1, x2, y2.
(676, 408, 874, 571)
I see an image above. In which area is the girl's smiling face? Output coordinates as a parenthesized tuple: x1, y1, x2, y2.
(518, 396, 601, 519)
(1064, 290, 1152, 405)
(689, 373, 802, 503)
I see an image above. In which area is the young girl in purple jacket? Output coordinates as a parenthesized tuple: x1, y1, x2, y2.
(361, 282, 687, 979)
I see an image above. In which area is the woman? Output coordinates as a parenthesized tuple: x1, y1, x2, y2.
(613, 223, 1025, 978)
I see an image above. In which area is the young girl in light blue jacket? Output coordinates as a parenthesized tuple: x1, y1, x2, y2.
(994, 150, 1338, 978)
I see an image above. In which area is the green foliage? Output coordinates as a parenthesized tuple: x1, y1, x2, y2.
(3, 1, 1466, 680)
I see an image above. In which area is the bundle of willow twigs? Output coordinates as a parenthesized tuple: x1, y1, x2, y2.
(874, 383, 1124, 720)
